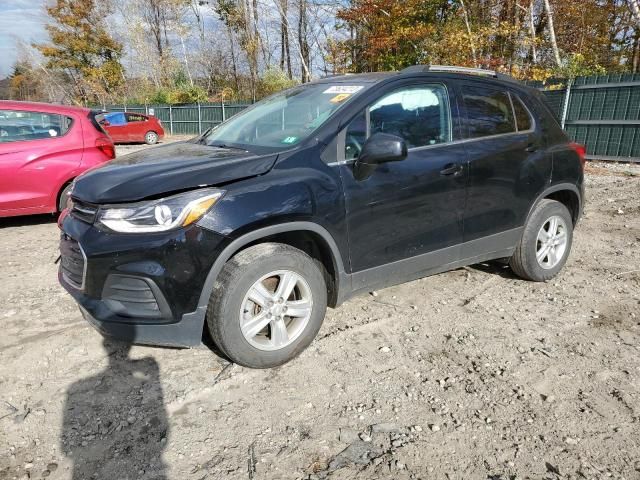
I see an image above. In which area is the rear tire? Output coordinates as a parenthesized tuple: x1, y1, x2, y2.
(144, 131, 159, 145)
(510, 199, 573, 282)
(206, 243, 327, 368)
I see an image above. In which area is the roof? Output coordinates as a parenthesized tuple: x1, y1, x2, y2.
(0, 100, 90, 115)
(314, 66, 529, 91)
(311, 72, 396, 84)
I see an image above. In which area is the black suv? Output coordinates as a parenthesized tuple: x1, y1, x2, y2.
(59, 66, 585, 368)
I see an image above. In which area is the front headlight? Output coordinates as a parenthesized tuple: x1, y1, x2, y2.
(97, 188, 224, 233)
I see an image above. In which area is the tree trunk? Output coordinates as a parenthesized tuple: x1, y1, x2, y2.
(298, 0, 311, 82)
(543, 0, 562, 67)
(529, 0, 537, 64)
(279, 0, 292, 78)
(629, 0, 640, 25)
(459, 0, 478, 67)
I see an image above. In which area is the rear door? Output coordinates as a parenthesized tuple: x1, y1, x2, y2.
(0, 109, 81, 213)
(458, 82, 550, 252)
(337, 80, 469, 285)
(125, 113, 148, 142)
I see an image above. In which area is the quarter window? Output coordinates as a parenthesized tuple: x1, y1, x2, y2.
(512, 94, 533, 131)
(0, 110, 72, 143)
(463, 87, 516, 138)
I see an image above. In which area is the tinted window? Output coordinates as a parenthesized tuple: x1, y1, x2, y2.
(369, 85, 451, 148)
(0, 110, 72, 143)
(463, 88, 515, 138)
(126, 113, 146, 122)
(512, 94, 533, 131)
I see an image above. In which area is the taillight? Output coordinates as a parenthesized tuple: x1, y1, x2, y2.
(570, 142, 586, 169)
(95, 137, 115, 160)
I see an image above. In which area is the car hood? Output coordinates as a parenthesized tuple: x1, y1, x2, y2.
(73, 142, 278, 204)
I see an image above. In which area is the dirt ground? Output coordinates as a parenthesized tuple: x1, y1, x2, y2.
(1, 142, 639, 480)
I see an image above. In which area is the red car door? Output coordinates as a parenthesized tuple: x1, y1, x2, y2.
(0, 109, 82, 213)
(125, 113, 148, 142)
(102, 112, 129, 143)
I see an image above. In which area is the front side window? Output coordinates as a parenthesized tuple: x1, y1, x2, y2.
(344, 84, 451, 158)
(463, 87, 516, 138)
(100, 112, 127, 126)
(0, 110, 72, 143)
(369, 85, 451, 148)
(202, 83, 367, 152)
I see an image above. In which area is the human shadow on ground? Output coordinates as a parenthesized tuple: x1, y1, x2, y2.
(62, 338, 169, 479)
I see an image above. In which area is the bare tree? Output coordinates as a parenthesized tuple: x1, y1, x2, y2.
(279, 0, 292, 78)
(543, 0, 562, 67)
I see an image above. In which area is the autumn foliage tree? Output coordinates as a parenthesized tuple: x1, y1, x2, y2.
(334, 0, 640, 81)
(35, 0, 125, 104)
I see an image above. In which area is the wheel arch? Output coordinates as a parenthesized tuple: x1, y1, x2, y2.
(525, 183, 582, 226)
(197, 222, 349, 318)
(52, 175, 77, 212)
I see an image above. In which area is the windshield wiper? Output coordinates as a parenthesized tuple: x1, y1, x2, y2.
(208, 143, 249, 152)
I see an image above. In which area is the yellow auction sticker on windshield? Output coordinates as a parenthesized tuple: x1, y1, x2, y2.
(323, 85, 363, 94)
(330, 93, 351, 103)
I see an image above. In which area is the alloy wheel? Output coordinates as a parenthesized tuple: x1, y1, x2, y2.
(239, 270, 313, 351)
(536, 215, 568, 269)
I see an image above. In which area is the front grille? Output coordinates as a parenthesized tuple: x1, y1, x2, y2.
(60, 234, 86, 289)
(70, 199, 98, 224)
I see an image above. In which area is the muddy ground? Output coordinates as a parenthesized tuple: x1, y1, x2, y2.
(1, 143, 639, 480)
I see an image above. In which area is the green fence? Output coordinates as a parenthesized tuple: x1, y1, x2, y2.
(102, 101, 251, 136)
(104, 75, 640, 162)
(537, 74, 640, 163)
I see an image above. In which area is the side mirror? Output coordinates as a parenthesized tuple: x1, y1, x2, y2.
(357, 132, 408, 166)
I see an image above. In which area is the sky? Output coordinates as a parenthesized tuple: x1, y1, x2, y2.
(0, 0, 48, 77)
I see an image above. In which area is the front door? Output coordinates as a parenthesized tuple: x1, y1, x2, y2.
(337, 82, 469, 289)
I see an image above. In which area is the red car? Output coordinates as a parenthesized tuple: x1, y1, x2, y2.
(0, 101, 115, 218)
(98, 112, 165, 145)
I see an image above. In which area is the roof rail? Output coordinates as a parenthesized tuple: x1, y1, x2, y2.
(400, 65, 518, 82)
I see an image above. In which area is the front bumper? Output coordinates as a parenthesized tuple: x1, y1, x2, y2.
(58, 213, 228, 347)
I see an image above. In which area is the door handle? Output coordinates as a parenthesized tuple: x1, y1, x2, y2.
(525, 143, 539, 153)
(440, 163, 463, 176)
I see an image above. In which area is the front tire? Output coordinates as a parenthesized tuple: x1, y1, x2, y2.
(510, 199, 574, 282)
(206, 243, 327, 368)
(144, 131, 159, 145)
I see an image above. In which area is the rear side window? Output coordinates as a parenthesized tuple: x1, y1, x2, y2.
(126, 113, 146, 122)
(0, 110, 73, 143)
(463, 87, 516, 138)
(512, 94, 533, 131)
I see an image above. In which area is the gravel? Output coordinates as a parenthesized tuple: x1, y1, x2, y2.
(0, 153, 639, 479)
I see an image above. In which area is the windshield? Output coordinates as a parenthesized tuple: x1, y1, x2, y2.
(201, 83, 366, 151)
